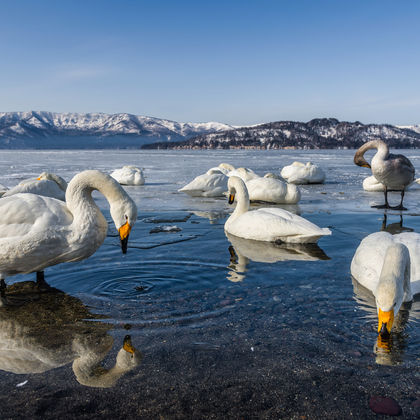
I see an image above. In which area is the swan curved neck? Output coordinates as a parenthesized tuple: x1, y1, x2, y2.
(73, 352, 129, 388)
(229, 177, 249, 219)
(65, 170, 126, 224)
(354, 140, 389, 167)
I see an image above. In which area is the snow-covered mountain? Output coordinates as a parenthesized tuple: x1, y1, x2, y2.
(0, 111, 235, 148)
(144, 118, 420, 150)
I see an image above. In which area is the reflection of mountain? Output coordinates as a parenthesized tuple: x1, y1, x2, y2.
(0, 282, 141, 387)
(352, 277, 420, 366)
(226, 233, 329, 282)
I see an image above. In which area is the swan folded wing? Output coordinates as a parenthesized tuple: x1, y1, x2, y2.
(228, 209, 330, 243)
(0, 195, 73, 273)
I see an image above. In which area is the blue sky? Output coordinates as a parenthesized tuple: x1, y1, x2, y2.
(1, 0, 419, 125)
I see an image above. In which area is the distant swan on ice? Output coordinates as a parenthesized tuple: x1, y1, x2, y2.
(179, 166, 229, 197)
(224, 176, 331, 244)
(280, 162, 326, 184)
(2, 172, 67, 201)
(110, 166, 145, 186)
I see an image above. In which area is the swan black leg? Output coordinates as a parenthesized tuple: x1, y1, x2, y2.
(372, 187, 392, 209)
(390, 189, 407, 211)
(0, 279, 6, 298)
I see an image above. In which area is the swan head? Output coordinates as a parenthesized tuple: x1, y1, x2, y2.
(37, 172, 68, 191)
(117, 335, 143, 370)
(109, 192, 138, 254)
(227, 176, 243, 204)
(375, 243, 408, 337)
(354, 148, 372, 168)
(264, 172, 280, 179)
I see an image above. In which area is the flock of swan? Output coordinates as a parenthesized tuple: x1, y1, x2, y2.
(0, 140, 419, 352)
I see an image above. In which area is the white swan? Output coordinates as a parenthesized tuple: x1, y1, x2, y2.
(280, 162, 326, 184)
(351, 231, 420, 337)
(2, 172, 67, 201)
(354, 139, 415, 210)
(227, 167, 259, 182)
(245, 174, 301, 204)
(225, 176, 331, 244)
(110, 166, 145, 186)
(179, 168, 228, 197)
(0, 284, 142, 387)
(0, 170, 137, 292)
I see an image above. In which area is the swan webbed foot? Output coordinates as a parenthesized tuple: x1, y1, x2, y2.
(390, 205, 408, 211)
(371, 204, 392, 209)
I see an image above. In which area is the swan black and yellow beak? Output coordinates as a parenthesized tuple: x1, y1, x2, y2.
(36, 177, 41, 180)
(123, 335, 135, 354)
(228, 193, 235, 205)
(119, 221, 132, 254)
(378, 308, 394, 337)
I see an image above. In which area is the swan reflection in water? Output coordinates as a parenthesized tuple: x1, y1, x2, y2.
(0, 282, 142, 387)
(352, 277, 420, 365)
(226, 233, 330, 282)
(381, 213, 413, 235)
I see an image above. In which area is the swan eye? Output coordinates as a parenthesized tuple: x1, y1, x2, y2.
(125, 215, 128, 220)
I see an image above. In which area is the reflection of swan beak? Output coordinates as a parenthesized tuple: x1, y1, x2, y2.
(119, 222, 132, 254)
(376, 334, 391, 351)
(378, 308, 394, 337)
(123, 335, 135, 354)
(228, 193, 235, 204)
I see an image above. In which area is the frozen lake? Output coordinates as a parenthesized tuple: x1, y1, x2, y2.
(0, 149, 419, 418)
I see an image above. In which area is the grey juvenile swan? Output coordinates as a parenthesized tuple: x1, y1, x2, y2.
(354, 140, 415, 210)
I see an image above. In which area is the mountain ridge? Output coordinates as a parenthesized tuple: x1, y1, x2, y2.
(142, 118, 420, 150)
(1, 112, 419, 149)
(0, 111, 235, 149)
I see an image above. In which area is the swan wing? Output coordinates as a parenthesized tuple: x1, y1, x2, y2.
(226, 208, 330, 243)
(0, 194, 74, 274)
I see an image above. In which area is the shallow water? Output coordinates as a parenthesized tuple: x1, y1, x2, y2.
(0, 149, 419, 418)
